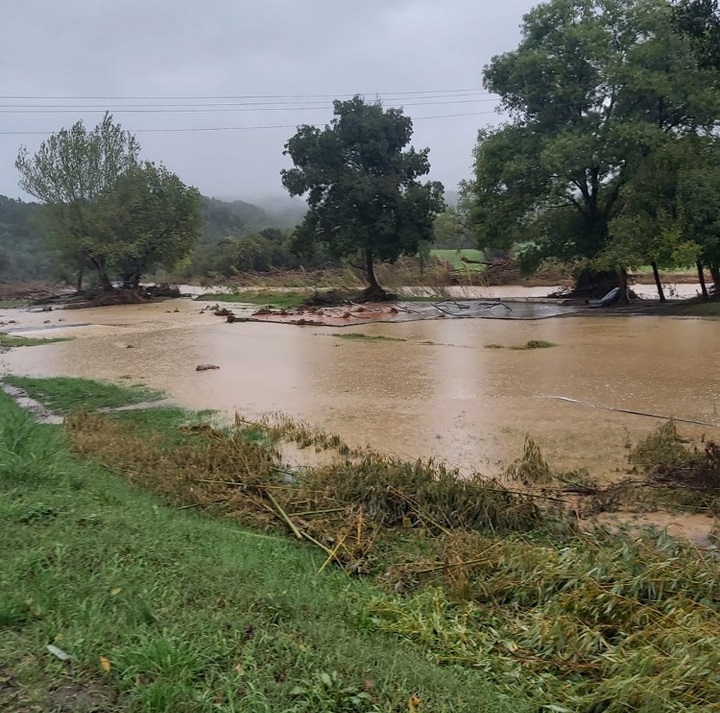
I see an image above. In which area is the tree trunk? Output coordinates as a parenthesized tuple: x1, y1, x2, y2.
(365, 248, 380, 292)
(651, 261, 666, 302)
(357, 248, 394, 302)
(617, 267, 629, 304)
(710, 261, 720, 292)
(75, 266, 83, 295)
(697, 261, 709, 301)
(94, 263, 114, 291)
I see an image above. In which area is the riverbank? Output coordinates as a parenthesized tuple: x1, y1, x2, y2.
(1, 391, 522, 713)
(4, 378, 720, 711)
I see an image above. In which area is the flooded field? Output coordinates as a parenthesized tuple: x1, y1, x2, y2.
(2, 295, 718, 480)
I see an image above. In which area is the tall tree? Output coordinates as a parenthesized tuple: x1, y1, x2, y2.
(281, 96, 444, 298)
(604, 140, 700, 300)
(673, 0, 720, 69)
(16, 115, 200, 290)
(467, 0, 720, 291)
(99, 162, 201, 288)
(16, 113, 140, 290)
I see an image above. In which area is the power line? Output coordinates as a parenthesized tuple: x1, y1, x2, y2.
(0, 88, 492, 101)
(0, 110, 500, 137)
(0, 96, 496, 111)
(0, 98, 498, 115)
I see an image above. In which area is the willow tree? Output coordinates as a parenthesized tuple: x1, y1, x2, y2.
(281, 96, 444, 299)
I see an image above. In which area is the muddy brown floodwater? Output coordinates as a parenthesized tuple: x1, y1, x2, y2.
(2, 297, 719, 482)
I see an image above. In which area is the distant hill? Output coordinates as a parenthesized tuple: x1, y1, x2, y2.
(201, 195, 306, 241)
(201, 197, 270, 242)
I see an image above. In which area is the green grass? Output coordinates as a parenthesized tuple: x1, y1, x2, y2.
(196, 290, 310, 309)
(330, 332, 406, 342)
(666, 301, 720, 316)
(0, 393, 526, 713)
(430, 249, 486, 272)
(2, 375, 164, 414)
(0, 299, 29, 308)
(0, 332, 71, 348)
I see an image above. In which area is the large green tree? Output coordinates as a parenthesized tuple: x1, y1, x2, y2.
(16, 114, 140, 290)
(467, 0, 720, 293)
(16, 114, 200, 291)
(281, 96, 444, 298)
(98, 162, 201, 288)
(673, 0, 720, 68)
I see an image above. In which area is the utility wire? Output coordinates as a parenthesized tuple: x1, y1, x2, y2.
(0, 110, 500, 136)
(0, 88, 492, 101)
(0, 99, 498, 115)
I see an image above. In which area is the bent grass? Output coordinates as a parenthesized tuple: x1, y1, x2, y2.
(0, 394, 520, 713)
(8, 377, 720, 711)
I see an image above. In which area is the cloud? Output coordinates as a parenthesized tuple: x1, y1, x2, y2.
(0, 0, 535, 201)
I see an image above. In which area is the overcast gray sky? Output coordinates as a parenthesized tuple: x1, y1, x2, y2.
(1, 0, 537, 205)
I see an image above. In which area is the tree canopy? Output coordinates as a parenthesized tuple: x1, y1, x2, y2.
(466, 0, 720, 295)
(16, 114, 201, 290)
(673, 0, 720, 68)
(281, 96, 444, 297)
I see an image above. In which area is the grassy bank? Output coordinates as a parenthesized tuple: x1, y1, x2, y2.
(0, 392, 526, 713)
(2, 375, 164, 414)
(5, 376, 720, 711)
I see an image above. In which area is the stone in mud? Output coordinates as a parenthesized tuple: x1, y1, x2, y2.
(196, 364, 220, 371)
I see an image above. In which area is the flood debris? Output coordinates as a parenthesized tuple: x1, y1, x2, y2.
(60, 406, 720, 712)
(195, 364, 220, 372)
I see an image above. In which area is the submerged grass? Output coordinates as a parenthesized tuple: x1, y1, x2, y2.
(196, 290, 310, 308)
(0, 394, 524, 713)
(0, 332, 71, 348)
(330, 332, 406, 342)
(485, 340, 557, 350)
(2, 375, 164, 414)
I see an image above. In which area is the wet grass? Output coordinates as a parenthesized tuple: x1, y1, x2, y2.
(0, 298, 29, 308)
(10, 376, 720, 711)
(430, 249, 486, 272)
(330, 332, 406, 342)
(665, 301, 720, 316)
(0, 332, 71, 348)
(196, 290, 310, 309)
(2, 375, 164, 414)
(485, 340, 557, 350)
(0, 392, 526, 713)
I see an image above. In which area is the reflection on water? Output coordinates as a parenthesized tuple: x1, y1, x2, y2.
(2, 298, 719, 478)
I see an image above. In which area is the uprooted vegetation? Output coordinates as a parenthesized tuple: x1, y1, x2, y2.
(6, 372, 720, 712)
(49, 395, 720, 711)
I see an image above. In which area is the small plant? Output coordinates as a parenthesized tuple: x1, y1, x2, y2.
(289, 671, 374, 712)
(629, 419, 692, 471)
(505, 436, 553, 485)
